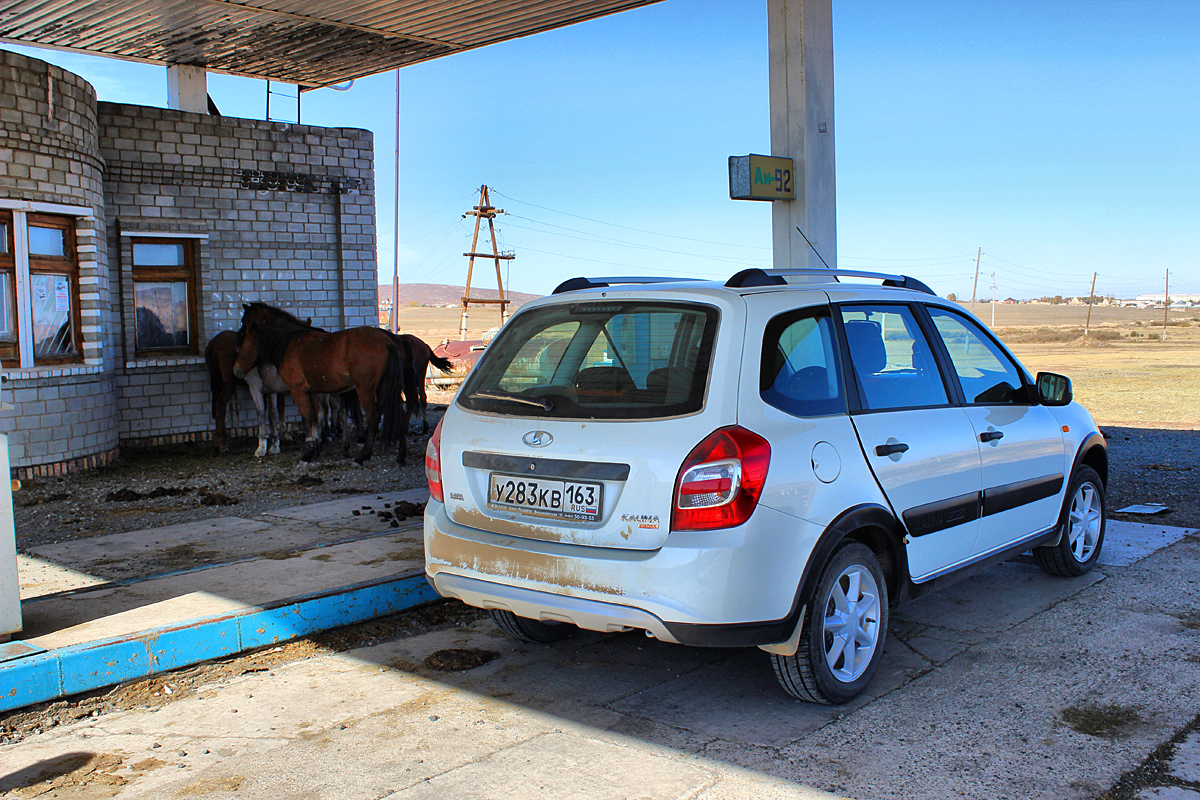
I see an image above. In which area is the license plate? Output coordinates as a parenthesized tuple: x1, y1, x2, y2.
(487, 473, 602, 522)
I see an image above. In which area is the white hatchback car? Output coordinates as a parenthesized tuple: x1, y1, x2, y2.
(423, 268, 1107, 703)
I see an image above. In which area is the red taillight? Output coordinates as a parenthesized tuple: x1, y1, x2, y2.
(671, 426, 771, 532)
(425, 416, 444, 503)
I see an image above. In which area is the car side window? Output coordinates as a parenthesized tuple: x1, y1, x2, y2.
(760, 305, 844, 417)
(926, 307, 1029, 405)
(839, 305, 949, 411)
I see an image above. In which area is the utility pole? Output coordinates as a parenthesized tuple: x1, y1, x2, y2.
(1163, 269, 1170, 341)
(991, 271, 997, 328)
(970, 246, 982, 308)
(390, 69, 400, 333)
(1084, 272, 1097, 336)
(459, 185, 514, 340)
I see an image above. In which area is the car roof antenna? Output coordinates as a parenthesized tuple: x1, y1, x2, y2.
(795, 227, 832, 271)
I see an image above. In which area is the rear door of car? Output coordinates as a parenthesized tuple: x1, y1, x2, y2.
(834, 300, 983, 581)
(920, 305, 1066, 556)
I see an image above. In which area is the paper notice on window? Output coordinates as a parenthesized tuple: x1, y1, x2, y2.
(34, 285, 46, 302)
(55, 278, 69, 311)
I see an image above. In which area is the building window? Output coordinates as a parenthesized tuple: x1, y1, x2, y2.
(0, 211, 81, 367)
(132, 239, 197, 352)
(27, 214, 79, 361)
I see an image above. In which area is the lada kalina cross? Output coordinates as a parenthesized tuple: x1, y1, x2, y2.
(423, 268, 1107, 703)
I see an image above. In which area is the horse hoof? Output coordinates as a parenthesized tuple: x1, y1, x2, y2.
(254, 444, 267, 458)
(269, 444, 281, 455)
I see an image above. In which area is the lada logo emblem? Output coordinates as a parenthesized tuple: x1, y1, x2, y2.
(522, 430, 552, 447)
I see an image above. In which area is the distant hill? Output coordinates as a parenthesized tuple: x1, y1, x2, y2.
(380, 283, 543, 308)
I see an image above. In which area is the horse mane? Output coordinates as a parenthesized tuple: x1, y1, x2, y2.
(246, 324, 306, 367)
(243, 302, 314, 330)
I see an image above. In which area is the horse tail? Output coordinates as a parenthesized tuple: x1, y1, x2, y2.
(428, 351, 454, 374)
(378, 338, 409, 446)
(398, 335, 422, 412)
(204, 337, 225, 421)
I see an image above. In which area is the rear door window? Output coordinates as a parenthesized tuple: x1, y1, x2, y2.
(840, 305, 950, 411)
(459, 301, 718, 419)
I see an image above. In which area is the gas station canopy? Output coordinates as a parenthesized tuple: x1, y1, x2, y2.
(0, 0, 661, 86)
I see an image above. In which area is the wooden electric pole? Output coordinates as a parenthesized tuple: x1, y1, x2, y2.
(970, 246, 982, 307)
(459, 185, 514, 341)
(1084, 272, 1097, 336)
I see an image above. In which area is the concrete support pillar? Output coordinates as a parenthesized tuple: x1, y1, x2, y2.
(768, 0, 836, 270)
(167, 64, 208, 114)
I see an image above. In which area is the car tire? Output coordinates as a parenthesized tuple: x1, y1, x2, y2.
(770, 540, 889, 704)
(489, 609, 574, 644)
(1033, 465, 1106, 577)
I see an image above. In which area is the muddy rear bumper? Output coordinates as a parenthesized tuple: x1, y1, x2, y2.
(423, 499, 820, 647)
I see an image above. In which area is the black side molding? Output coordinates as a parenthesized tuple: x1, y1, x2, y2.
(903, 492, 982, 537)
(981, 474, 1063, 517)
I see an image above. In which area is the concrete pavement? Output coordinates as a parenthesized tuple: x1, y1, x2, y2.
(1, 501, 1198, 798)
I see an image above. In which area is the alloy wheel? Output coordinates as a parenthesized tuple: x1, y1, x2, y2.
(822, 565, 882, 683)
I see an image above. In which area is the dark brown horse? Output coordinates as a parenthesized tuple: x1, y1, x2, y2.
(233, 320, 415, 464)
(386, 332, 453, 434)
(205, 330, 289, 456)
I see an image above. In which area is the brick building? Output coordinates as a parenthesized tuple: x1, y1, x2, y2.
(0, 50, 378, 477)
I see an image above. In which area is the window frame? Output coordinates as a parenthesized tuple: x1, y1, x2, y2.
(0, 211, 16, 365)
(130, 237, 199, 355)
(22, 213, 82, 367)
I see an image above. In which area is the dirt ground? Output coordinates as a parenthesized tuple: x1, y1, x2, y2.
(12, 406, 446, 551)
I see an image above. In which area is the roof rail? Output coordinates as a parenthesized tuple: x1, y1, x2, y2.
(725, 268, 935, 296)
(552, 276, 701, 294)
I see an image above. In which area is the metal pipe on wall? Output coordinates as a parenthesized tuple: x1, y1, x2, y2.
(332, 181, 346, 330)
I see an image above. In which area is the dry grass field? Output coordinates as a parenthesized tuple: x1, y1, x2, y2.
(395, 301, 1199, 431)
(972, 303, 1200, 431)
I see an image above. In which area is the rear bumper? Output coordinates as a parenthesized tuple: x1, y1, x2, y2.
(423, 500, 821, 647)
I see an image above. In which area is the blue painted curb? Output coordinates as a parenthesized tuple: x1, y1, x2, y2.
(0, 570, 439, 714)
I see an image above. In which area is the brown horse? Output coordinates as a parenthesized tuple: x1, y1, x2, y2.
(386, 332, 453, 434)
(233, 320, 414, 464)
(205, 330, 289, 456)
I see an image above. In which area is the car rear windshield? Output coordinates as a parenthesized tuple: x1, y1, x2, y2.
(458, 301, 718, 419)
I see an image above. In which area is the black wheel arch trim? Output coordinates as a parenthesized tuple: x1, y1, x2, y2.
(1057, 431, 1109, 535)
(661, 503, 908, 648)
(1072, 431, 1108, 488)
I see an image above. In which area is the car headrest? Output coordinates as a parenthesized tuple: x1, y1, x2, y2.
(844, 320, 887, 374)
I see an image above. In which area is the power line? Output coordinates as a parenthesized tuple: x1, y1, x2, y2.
(492, 190, 772, 251)
(515, 245, 729, 278)
(500, 219, 769, 269)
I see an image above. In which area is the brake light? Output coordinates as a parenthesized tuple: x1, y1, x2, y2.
(426, 416, 444, 503)
(672, 426, 770, 531)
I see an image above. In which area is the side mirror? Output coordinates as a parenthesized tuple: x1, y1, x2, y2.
(1036, 372, 1072, 406)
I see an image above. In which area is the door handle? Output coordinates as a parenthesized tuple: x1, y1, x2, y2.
(979, 430, 1004, 443)
(875, 442, 909, 456)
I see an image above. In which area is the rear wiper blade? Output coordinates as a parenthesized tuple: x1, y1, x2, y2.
(470, 391, 553, 410)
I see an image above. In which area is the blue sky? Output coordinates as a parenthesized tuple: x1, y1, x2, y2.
(5, 0, 1198, 300)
